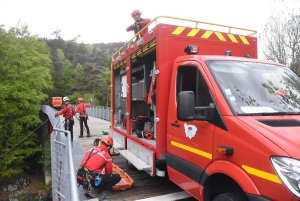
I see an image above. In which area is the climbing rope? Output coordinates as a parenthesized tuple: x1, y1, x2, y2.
(0, 119, 49, 159)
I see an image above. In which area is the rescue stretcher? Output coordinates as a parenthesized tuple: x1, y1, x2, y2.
(102, 163, 134, 191)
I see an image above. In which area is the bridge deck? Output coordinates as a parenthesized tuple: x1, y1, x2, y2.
(71, 115, 193, 201)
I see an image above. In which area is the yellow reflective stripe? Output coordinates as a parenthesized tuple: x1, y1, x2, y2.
(215, 32, 226, 41)
(172, 27, 185, 35)
(239, 36, 250, 44)
(201, 30, 213, 39)
(242, 165, 282, 184)
(227, 34, 238, 43)
(187, 29, 199, 37)
(171, 141, 212, 159)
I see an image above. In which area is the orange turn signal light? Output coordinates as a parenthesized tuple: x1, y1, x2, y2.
(216, 146, 234, 155)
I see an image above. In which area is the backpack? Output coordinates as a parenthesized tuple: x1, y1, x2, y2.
(134, 116, 154, 138)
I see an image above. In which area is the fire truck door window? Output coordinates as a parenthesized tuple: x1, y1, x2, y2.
(176, 66, 213, 116)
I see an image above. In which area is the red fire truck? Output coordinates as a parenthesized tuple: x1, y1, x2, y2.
(110, 16, 300, 201)
(51, 97, 62, 110)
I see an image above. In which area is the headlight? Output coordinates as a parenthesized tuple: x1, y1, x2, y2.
(271, 157, 300, 197)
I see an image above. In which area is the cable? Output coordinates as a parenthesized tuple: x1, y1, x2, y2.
(0, 119, 49, 159)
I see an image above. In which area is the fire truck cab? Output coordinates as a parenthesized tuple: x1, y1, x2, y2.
(110, 16, 300, 201)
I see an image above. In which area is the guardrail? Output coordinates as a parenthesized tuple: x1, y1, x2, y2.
(42, 105, 80, 201)
(42, 105, 111, 201)
(74, 105, 111, 122)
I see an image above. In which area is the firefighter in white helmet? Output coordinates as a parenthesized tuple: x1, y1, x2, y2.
(55, 97, 75, 142)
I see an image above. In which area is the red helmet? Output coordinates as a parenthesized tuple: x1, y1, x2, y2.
(131, 10, 142, 17)
(77, 97, 83, 102)
(100, 136, 113, 146)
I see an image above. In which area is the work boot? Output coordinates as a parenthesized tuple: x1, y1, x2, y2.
(84, 188, 96, 198)
(87, 134, 91, 137)
(79, 135, 83, 138)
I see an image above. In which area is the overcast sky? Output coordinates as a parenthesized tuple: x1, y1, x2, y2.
(0, 0, 299, 47)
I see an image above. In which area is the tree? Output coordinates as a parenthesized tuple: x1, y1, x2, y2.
(0, 23, 53, 180)
(44, 36, 124, 105)
(260, 1, 300, 74)
(95, 69, 111, 107)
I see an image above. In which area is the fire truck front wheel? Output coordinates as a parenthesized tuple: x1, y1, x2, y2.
(213, 193, 247, 201)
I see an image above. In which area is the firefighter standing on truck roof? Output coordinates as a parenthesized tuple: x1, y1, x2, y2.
(75, 97, 91, 138)
(55, 97, 75, 142)
(126, 10, 151, 37)
(78, 136, 121, 199)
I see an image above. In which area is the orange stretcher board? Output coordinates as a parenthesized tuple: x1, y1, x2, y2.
(102, 163, 134, 191)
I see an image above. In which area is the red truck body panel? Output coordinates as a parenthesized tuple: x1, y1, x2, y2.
(111, 22, 257, 155)
(110, 17, 300, 201)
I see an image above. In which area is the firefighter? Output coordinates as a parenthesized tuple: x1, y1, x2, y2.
(79, 136, 121, 198)
(126, 9, 151, 37)
(55, 96, 75, 142)
(75, 97, 91, 138)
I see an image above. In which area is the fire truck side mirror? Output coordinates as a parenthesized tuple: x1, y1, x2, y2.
(177, 91, 195, 121)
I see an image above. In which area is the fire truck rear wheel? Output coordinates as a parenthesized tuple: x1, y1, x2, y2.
(213, 193, 247, 201)
(126, 160, 137, 170)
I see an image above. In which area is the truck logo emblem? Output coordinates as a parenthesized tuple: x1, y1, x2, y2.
(184, 123, 197, 139)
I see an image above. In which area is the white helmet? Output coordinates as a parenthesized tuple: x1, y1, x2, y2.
(63, 96, 69, 102)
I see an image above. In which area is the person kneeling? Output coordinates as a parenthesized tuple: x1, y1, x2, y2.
(78, 136, 121, 198)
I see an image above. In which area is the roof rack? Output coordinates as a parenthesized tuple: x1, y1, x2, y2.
(112, 16, 257, 60)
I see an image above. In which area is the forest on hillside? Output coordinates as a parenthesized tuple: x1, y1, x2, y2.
(45, 30, 124, 106)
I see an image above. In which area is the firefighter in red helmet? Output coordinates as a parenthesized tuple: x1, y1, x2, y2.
(126, 9, 151, 37)
(75, 97, 91, 138)
(79, 136, 121, 198)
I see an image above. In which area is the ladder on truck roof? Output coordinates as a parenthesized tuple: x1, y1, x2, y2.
(111, 15, 257, 61)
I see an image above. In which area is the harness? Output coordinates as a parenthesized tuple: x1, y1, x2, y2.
(135, 18, 145, 32)
(79, 103, 87, 115)
(62, 104, 74, 131)
(76, 149, 103, 190)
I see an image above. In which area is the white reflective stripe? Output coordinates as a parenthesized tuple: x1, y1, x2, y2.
(135, 191, 191, 201)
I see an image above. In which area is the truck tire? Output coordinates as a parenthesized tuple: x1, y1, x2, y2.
(126, 160, 136, 170)
(213, 193, 247, 201)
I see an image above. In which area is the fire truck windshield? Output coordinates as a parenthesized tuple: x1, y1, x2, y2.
(207, 60, 300, 115)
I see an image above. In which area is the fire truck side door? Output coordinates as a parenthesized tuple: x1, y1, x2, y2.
(167, 63, 215, 188)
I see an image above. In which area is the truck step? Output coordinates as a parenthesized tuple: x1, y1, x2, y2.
(119, 150, 151, 171)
